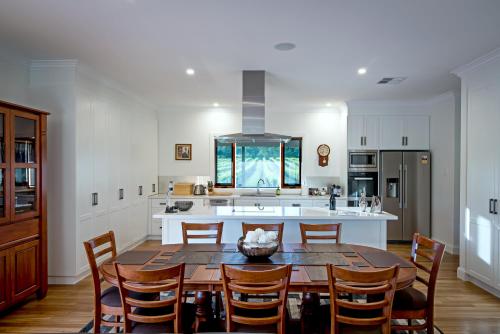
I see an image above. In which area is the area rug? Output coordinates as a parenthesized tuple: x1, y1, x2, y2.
(80, 293, 444, 333)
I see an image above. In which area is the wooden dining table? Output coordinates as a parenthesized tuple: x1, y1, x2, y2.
(100, 242, 416, 330)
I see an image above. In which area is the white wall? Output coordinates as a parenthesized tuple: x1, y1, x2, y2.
(158, 105, 348, 191)
(0, 46, 30, 105)
(348, 92, 460, 253)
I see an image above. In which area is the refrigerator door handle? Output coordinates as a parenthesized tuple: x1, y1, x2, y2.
(399, 164, 403, 209)
(490, 199, 494, 214)
(404, 164, 408, 208)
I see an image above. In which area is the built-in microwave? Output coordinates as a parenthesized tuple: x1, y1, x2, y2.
(348, 150, 378, 172)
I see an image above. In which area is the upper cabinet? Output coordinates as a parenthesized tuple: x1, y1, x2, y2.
(347, 115, 379, 150)
(348, 114, 429, 150)
(379, 115, 429, 150)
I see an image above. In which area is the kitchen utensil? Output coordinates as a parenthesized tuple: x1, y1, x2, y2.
(193, 184, 206, 195)
(174, 201, 194, 211)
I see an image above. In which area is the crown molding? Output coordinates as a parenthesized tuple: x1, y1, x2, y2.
(452, 46, 500, 77)
(347, 90, 456, 110)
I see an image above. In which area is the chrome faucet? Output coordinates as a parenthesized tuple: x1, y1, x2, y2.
(257, 178, 265, 195)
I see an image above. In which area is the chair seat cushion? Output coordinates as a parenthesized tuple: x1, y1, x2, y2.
(100, 286, 158, 308)
(131, 321, 172, 333)
(338, 324, 382, 334)
(392, 287, 427, 311)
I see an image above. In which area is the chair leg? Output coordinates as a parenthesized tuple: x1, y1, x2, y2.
(94, 313, 101, 333)
(408, 319, 413, 334)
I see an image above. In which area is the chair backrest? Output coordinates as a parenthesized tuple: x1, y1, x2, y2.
(241, 222, 284, 243)
(83, 231, 118, 301)
(299, 223, 342, 244)
(182, 222, 224, 244)
(327, 264, 400, 334)
(409, 233, 445, 308)
(114, 262, 185, 333)
(220, 264, 292, 334)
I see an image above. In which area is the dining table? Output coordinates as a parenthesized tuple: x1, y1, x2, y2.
(100, 242, 416, 330)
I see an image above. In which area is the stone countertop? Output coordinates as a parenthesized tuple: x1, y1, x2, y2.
(153, 206, 397, 221)
(148, 193, 347, 200)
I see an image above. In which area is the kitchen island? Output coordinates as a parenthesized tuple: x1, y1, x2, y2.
(153, 206, 397, 250)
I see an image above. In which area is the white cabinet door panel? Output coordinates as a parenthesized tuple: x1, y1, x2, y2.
(379, 116, 404, 150)
(364, 116, 380, 149)
(405, 116, 429, 149)
(347, 115, 365, 149)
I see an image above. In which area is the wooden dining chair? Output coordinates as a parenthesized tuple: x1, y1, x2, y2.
(181, 221, 224, 329)
(299, 223, 342, 244)
(391, 233, 445, 333)
(242, 222, 284, 243)
(327, 264, 400, 334)
(220, 264, 292, 334)
(182, 221, 224, 244)
(83, 231, 122, 333)
(114, 262, 191, 333)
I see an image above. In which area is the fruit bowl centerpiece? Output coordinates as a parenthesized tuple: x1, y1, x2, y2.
(237, 228, 279, 259)
(174, 201, 193, 211)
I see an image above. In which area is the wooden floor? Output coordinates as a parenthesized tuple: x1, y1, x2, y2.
(1, 241, 500, 333)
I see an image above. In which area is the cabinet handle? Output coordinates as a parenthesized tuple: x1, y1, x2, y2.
(119, 188, 124, 200)
(292, 203, 301, 207)
(405, 136, 408, 146)
(139, 185, 143, 196)
(361, 136, 363, 146)
(159, 202, 167, 206)
(495, 199, 498, 215)
(402, 136, 405, 146)
(489, 199, 493, 214)
(92, 192, 98, 206)
(152, 184, 156, 193)
(363, 136, 367, 146)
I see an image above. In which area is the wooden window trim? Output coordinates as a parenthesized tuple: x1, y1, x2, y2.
(281, 137, 302, 189)
(214, 141, 235, 188)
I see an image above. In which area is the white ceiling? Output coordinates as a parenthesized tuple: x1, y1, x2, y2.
(1, 0, 500, 111)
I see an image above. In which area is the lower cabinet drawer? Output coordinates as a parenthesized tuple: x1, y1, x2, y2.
(0, 219, 39, 248)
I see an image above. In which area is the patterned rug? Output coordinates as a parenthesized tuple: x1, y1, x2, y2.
(80, 293, 444, 333)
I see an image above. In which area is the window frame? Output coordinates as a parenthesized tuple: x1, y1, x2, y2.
(214, 140, 235, 188)
(213, 137, 302, 189)
(281, 137, 302, 189)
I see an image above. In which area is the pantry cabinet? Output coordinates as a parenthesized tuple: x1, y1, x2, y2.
(455, 51, 500, 295)
(0, 100, 48, 311)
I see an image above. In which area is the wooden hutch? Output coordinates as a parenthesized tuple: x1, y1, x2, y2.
(0, 99, 48, 311)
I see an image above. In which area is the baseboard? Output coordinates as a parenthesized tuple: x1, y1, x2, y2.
(48, 235, 149, 285)
(457, 267, 500, 298)
(147, 235, 161, 241)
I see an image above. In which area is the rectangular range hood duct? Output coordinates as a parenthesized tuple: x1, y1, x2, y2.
(216, 70, 291, 144)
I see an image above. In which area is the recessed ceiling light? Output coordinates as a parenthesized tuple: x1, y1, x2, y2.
(274, 42, 296, 51)
(213, 102, 219, 107)
(326, 103, 332, 107)
(357, 67, 367, 75)
(186, 68, 195, 76)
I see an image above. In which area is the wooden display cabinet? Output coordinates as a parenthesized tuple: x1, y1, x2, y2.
(0, 100, 48, 311)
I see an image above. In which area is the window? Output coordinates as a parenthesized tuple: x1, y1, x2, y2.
(214, 138, 302, 188)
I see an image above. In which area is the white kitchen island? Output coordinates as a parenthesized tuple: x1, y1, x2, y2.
(154, 206, 397, 250)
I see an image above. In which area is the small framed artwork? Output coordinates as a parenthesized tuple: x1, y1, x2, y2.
(175, 144, 192, 160)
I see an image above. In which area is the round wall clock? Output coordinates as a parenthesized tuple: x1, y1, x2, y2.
(317, 144, 330, 167)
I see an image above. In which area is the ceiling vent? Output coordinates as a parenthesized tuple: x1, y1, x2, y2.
(377, 77, 407, 85)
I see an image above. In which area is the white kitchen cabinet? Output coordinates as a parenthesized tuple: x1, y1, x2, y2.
(347, 115, 379, 149)
(279, 200, 313, 207)
(379, 115, 429, 150)
(312, 199, 347, 208)
(456, 53, 500, 295)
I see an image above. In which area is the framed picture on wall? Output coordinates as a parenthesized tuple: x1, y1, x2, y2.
(175, 144, 192, 160)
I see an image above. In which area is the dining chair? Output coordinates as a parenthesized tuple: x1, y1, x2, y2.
(220, 264, 292, 334)
(181, 221, 224, 330)
(327, 264, 400, 334)
(242, 222, 284, 243)
(114, 262, 193, 333)
(391, 233, 445, 333)
(83, 231, 122, 333)
(182, 221, 224, 244)
(299, 223, 342, 244)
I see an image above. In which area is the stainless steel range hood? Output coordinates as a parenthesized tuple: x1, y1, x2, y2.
(216, 71, 291, 144)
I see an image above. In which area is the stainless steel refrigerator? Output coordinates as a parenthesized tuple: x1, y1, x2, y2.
(380, 151, 431, 241)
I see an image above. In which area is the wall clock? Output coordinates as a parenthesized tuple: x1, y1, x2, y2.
(317, 144, 330, 167)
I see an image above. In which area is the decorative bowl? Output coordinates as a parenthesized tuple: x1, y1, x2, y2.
(237, 237, 279, 259)
(174, 201, 194, 211)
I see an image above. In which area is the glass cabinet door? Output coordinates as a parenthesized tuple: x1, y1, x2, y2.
(11, 113, 39, 219)
(0, 112, 8, 223)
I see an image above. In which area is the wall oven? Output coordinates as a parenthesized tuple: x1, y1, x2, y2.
(348, 150, 379, 206)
